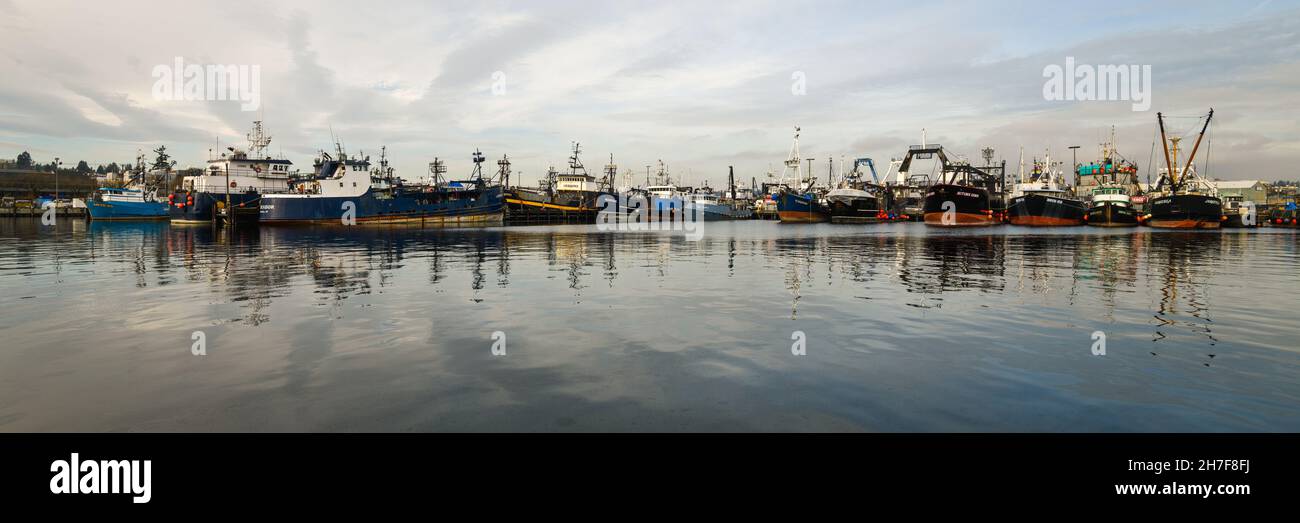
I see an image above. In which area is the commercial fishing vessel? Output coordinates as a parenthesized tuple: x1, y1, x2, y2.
(505, 144, 613, 224)
(775, 127, 829, 223)
(1087, 186, 1139, 227)
(1146, 109, 1222, 229)
(87, 160, 170, 220)
(259, 146, 503, 225)
(1221, 195, 1258, 228)
(881, 157, 926, 221)
(87, 188, 169, 220)
(914, 142, 1003, 227)
(1007, 151, 1085, 226)
(169, 121, 293, 224)
(1081, 132, 1142, 227)
(689, 167, 754, 220)
(826, 157, 882, 223)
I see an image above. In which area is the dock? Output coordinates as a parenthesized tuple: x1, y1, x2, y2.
(0, 206, 86, 218)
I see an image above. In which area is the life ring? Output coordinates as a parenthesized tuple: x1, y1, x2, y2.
(230, 181, 238, 188)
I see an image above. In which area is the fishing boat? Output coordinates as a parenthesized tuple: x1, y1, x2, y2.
(259, 146, 504, 225)
(689, 191, 751, 220)
(880, 152, 927, 221)
(87, 187, 169, 220)
(888, 167, 928, 221)
(552, 144, 612, 209)
(87, 160, 170, 220)
(1079, 131, 1142, 227)
(1086, 186, 1139, 227)
(776, 191, 828, 223)
(687, 167, 754, 220)
(908, 140, 1002, 227)
(505, 144, 614, 225)
(168, 121, 294, 224)
(1146, 109, 1222, 229)
(826, 157, 882, 223)
(775, 127, 829, 223)
(1007, 152, 1085, 226)
(1221, 195, 1259, 228)
(753, 174, 785, 220)
(637, 159, 690, 221)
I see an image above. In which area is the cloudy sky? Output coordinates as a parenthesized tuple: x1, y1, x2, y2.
(2, 0, 1297, 186)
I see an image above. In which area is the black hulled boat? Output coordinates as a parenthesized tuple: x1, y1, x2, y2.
(1146, 109, 1222, 229)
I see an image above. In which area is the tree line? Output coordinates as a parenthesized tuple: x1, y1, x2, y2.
(5, 147, 178, 176)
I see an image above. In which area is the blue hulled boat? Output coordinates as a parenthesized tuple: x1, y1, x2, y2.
(776, 191, 828, 223)
(87, 187, 169, 220)
(169, 121, 294, 223)
(259, 148, 504, 225)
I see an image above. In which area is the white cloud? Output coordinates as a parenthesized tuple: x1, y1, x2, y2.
(0, 0, 1297, 181)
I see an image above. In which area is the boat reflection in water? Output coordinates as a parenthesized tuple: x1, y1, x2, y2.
(1, 220, 1298, 432)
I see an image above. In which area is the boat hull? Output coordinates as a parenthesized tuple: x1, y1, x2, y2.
(827, 194, 880, 223)
(87, 199, 170, 221)
(259, 186, 505, 225)
(168, 191, 263, 223)
(1222, 213, 1257, 228)
(1146, 194, 1222, 229)
(923, 184, 994, 227)
(1085, 202, 1139, 227)
(1007, 194, 1086, 226)
(699, 203, 754, 221)
(776, 192, 829, 223)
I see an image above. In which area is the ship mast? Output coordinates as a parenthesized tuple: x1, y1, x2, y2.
(247, 120, 272, 159)
(603, 154, 617, 192)
(376, 145, 393, 183)
(497, 154, 511, 188)
(1169, 137, 1182, 187)
(568, 141, 585, 175)
(782, 126, 801, 187)
(428, 158, 447, 186)
(471, 149, 486, 183)
(1157, 112, 1176, 188)
(1179, 108, 1214, 184)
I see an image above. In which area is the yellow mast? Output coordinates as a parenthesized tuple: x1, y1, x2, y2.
(1157, 112, 1175, 188)
(1179, 108, 1214, 186)
(1169, 136, 1181, 187)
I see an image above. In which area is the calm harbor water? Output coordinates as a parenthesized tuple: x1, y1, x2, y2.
(1, 219, 1297, 432)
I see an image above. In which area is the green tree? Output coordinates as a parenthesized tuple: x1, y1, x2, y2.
(16, 151, 33, 169)
(151, 146, 175, 172)
(76, 160, 91, 173)
(106, 162, 120, 174)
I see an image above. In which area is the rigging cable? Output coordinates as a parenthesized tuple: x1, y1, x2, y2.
(1147, 126, 1157, 192)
